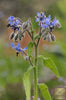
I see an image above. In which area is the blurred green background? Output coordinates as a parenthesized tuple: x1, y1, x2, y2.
(0, 0, 66, 100)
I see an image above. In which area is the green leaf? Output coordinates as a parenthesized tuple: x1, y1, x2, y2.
(33, 34, 40, 41)
(27, 42, 33, 56)
(38, 55, 60, 78)
(39, 83, 52, 100)
(23, 66, 35, 100)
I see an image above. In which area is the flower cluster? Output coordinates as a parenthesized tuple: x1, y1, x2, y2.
(7, 16, 32, 56)
(35, 12, 61, 42)
(36, 12, 61, 30)
(7, 12, 61, 55)
(41, 16, 61, 31)
(7, 16, 32, 41)
(7, 16, 22, 31)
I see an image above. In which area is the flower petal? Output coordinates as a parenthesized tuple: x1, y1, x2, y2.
(23, 47, 27, 51)
(11, 42, 15, 48)
(37, 12, 41, 17)
(35, 18, 40, 22)
(48, 15, 51, 21)
(16, 43, 20, 49)
(16, 20, 20, 24)
(41, 12, 45, 16)
(8, 16, 14, 21)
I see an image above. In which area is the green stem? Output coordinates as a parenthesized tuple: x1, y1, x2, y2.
(37, 26, 42, 46)
(34, 44, 38, 100)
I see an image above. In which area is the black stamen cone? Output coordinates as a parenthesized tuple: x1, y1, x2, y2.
(16, 52, 19, 56)
(7, 24, 10, 27)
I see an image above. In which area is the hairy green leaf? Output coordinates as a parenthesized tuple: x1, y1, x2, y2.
(27, 42, 33, 56)
(39, 83, 52, 100)
(23, 66, 35, 100)
(38, 55, 60, 78)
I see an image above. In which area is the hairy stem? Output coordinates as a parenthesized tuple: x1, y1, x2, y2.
(26, 29, 33, 40)
(33, 25, 42, 100)
(23, 51, 33, 66)
(34, 44, 38, 100)
(37, 25, 42, 46)
(29, 56, 33, 66)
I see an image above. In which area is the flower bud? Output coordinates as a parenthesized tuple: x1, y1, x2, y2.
(42, 32, 48, 40)
(18, 31, 25, 41)
(51, 34, 55, 41)
(24, 56, 29, 61)
(31, 96, 40, 100)
(46, 34, 51, 42)
(23, 22, 28, 29)
(9, 32, 14, 40)
(43, 36, 46, 40)
(56, 22, 61, 28)
(18, 33, 22, 40)
(14, 33, 18, 41)
(19, 35, 22, 40)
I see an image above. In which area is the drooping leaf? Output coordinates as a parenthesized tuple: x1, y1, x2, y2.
(27, 42, 33, 56)
(23, 66, 35, 100)
(38, 55, 60, 78)
(39, 83, 52, 100)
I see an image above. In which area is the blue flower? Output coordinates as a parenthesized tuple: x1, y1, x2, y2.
(41, 23, 48, 29)
(8, 16, 21, 31)
(52, 17, 59, 26)
(8, 16, 15, 22)
(11, 42, 27, 54)
(41, 16, 60, 32)
(35, 12, 45, 22)
(39, 15, 51, 28)
(45, 17, 59, 27)
(45, 15, 51, 25)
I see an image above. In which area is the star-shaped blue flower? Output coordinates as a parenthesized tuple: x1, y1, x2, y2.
(8, 16, 15, 22)
(35, 12, 45, 22)
(41, 16, 60, 32)
(51, 17, 59, 26)
(45, 16, 59, 27)
(11, 42, 27, 54)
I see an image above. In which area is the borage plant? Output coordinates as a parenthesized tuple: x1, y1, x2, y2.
(7, 12, 61, 100)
